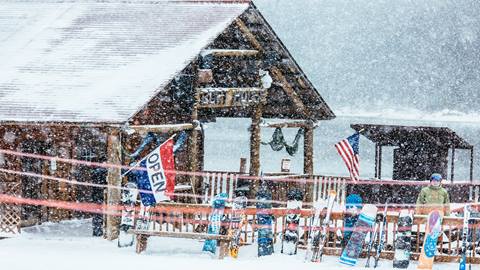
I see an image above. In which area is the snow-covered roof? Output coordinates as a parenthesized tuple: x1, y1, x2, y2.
(0, 0, 249, 123)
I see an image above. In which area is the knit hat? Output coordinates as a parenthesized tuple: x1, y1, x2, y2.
(430, 173, 442, 182)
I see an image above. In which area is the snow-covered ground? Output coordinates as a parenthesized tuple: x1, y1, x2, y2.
(0, 219, 459, 270)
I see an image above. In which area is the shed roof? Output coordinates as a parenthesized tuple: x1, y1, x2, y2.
(351, 123, 473, 150)
(0, 0, 248, 123)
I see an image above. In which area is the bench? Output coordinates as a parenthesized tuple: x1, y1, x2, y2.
(128, 229, 233, 259)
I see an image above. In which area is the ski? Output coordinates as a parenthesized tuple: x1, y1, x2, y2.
(339, 204, 378, 266)
(118, 182, 139, 247)
(228, 195, 248, 258)
(459, 205, 471, 270)
(281, 189, 304, 255)
(372, 199, 390, 268)
(312, 190, 336, 262)
(203, 193, 228, 254)
(256, 181, 274, 256)
(417, 210, 443, 270)
(304, 198, 327, 262)
(365, 213, 381, 267)
(393, 209, 414, 269)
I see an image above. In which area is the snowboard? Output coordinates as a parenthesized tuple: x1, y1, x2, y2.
(203, 193, 228, 254)
(339, 204, 378, 266)
(393, 210, 414, 269)
(118, 182, 139, 247)
(305, 198, 327, 262)
(343, 194, 363, 248)
(311, 190, 337, 262)
(282, 189, 304, 255)
(459, 205, 471, 270)
(229, 195, 248, 258)
(417, 210, 443, 270)
(256, 183, 274, 257)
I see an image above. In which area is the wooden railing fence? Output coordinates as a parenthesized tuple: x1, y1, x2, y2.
(141, 202, 480, 264)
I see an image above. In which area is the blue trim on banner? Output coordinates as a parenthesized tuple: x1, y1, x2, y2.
(136, 159, 156, 206)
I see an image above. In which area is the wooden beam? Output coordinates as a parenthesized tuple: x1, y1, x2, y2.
(128, 123, 193, 135)
(201, 49, 259, 57)
(235, 19, 263, 52)
(105, 128, 122, 240)
(303, 123, 314, 175)
(262, 120, 315, 129)
(270, 67, 308, 116)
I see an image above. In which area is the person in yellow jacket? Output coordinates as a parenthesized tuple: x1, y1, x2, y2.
(416, 173, 451, 216)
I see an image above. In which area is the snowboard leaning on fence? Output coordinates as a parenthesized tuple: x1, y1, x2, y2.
(118, 182, 139, 247)
(459, 205, 471, 270)
(343, 194, 363, 248)
(339, 204, 378, 266)
(256, 184, 274, 256)
(282, 189, 304, 255)
(417, 210, 443, 270)
(203, 193, 228, 254)
(310, 190, 336, 262)
(229, 196, 248, 258)
(393, 209, 414, 269)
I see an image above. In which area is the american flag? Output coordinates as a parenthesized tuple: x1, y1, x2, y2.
(335, 133, 360, 182)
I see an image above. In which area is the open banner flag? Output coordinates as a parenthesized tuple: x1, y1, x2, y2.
(137, 138, 176, 206)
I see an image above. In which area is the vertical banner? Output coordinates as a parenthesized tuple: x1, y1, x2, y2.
(137, 138, 176, 206)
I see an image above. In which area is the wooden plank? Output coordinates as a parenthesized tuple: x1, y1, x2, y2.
(270, 67, 308, 116)
(128, 230, 233, 241)
(235, 19, 263, 52)
(129, 123, 193, 135)
(201, 49, 259, 57)
(196, 87, 264, 108)
(262, 120, 314, 128)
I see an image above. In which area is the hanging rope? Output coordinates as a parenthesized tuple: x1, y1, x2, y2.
(261, 127, 304, 156)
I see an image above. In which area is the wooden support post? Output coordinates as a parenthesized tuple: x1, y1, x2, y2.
(374, 144, 379, 179)
(470, 148, 474, 183)
(451, 147, 455, 183)
(105, 129, 122, 240)
(303, 123, 314, 175)
(378, 146, 383, 179)
(249, 106, 262, 178)
(375, 144, 383, 179)
(189, 77, 201, 203)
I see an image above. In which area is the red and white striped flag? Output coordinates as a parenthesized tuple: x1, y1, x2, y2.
(335, 133, 360, 182)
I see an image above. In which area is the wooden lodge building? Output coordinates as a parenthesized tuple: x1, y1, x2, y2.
(0, 0, 335, 238)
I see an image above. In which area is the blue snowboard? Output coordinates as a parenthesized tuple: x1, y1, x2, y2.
(340, 204, 377, 266)
(203, 193, 227, 254)
(256, 184, 274, 256)
(343, 194, 363, 247)
(423, 211, 442, 258)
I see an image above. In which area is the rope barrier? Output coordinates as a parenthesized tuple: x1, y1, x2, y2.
(1, 166, 477, 208)
(1, 193, 480, 231)
(1, 148, 478, 186)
